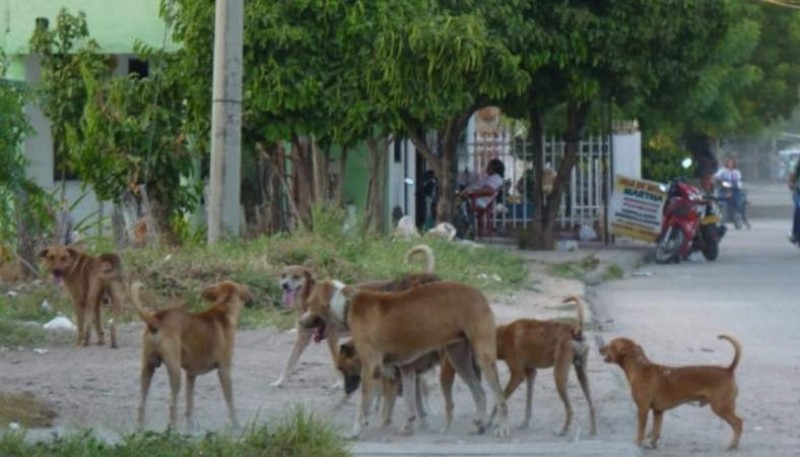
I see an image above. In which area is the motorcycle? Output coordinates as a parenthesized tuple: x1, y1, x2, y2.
(717, 179, 750, 230)
(654, 159, 727, 264)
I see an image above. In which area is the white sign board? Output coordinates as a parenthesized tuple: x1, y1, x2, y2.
(608, 175, 667, 242)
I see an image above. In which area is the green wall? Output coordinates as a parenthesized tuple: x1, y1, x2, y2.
(1, 0, 173, 55)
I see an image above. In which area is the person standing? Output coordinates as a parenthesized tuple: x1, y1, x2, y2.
(789, 158, 800, 246)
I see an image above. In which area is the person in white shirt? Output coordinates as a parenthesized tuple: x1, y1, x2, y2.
(460, 158, 505, 210)
(714, 157, 743, 188)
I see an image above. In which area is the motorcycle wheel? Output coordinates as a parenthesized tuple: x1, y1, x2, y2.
(701, 226, 719, 261)
(654, 227, 684, 264)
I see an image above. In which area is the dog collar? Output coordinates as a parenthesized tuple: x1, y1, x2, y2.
(329, 280, 349, 330)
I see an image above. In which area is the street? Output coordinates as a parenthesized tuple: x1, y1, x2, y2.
(593, 216, 800, 457)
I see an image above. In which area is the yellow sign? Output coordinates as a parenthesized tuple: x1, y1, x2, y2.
(608, 175, 667, 242)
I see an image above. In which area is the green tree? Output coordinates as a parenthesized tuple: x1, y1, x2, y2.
(0, 52, 48, 276)
(30, 9, 201, 244)
(366, 2, 529, 223)
(485, 0, 742, 248)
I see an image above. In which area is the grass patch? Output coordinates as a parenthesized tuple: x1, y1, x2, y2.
(2, 210, 529, 344)
(0, 320, 47, 348)
(0, 406, 350, 457)
(602, 263, 625, 281)
(548, 254, 600, 280)
(0, 392, 57, 428)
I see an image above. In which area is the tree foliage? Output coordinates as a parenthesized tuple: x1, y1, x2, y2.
(30, 9, 201, 243)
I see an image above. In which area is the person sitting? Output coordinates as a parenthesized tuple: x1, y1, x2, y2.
(459, 158, 505, 210)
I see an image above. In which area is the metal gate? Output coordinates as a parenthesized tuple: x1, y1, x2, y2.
(458, 131, 612, 236)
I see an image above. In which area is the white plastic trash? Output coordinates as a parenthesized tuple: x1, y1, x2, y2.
(43, 316, 76, 331)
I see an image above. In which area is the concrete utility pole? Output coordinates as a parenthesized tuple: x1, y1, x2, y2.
(207, 0, 243, 243)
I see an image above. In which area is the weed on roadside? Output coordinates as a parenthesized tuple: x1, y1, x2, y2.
(0, 407, 351, 457)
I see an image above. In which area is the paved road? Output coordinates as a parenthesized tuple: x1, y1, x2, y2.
(592, 217, 800, 457)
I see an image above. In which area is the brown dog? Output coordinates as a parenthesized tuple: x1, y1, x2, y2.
(442, 295, 596, 435)
(39, 245, 126, 348)
(270, 244, 437, 388)
(335, 338, 443, 429)
(599, 335, 743, 449)
(300, 280, 509, 439)
(132, 280, 251, 431)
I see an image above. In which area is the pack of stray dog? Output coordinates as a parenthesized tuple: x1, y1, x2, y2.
(39, 242, 743, 450)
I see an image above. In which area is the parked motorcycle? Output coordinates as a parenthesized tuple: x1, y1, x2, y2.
(654, 159, 727, 264)
(717, 179, 750, 230)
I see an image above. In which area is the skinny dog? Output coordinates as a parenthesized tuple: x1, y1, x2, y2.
(132, 280, 251, 430)
(442, 295, 596, 435)
(300, 280, 510, 438)
(599, 335, 743, 449)
(335, 339, 444, 429)
(39, 245, 126, 348)
(270, 244, 436, 388)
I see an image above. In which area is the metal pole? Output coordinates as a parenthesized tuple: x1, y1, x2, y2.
(207, 0, 243, 243)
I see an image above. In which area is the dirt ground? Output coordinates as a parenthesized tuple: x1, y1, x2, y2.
(0, 255, 774, 455)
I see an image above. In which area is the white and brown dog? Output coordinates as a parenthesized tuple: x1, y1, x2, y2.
(270, 244, 436, 388)
(300, 279, 510, 439)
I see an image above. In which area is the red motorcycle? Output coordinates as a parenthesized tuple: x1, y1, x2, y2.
(654, 176, 726, 264)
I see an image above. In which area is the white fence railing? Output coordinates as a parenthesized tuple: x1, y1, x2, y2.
(458, 131, 612, 235)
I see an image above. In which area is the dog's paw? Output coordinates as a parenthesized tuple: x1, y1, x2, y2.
(396, 424, 415, 436)
(269, 378, 284, 388)
(493, 426, 510, 439)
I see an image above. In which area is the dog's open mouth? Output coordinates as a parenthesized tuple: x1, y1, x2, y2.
(52, 270, 63, 286)
(281, 286, 300, 308)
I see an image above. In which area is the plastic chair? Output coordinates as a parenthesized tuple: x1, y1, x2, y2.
(470, 193, 498, 239)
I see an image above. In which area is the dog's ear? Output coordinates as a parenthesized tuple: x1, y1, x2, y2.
(303, 269, 315, 287)
(201, 283, 223, 302)
(238, 284, 255, 304)
(66, 247, 80, 258)
(38, 247, 50, 259)
(339, 341, 356, 357)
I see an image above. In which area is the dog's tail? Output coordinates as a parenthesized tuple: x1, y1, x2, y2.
(131, 282, 159, 332)
(405, 244, 435, 274)
(562, 295, 585, 338)
(718, 334, 741, 372)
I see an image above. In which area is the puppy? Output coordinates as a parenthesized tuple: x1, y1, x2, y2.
(270, 244, 436, 388)
(39, 245, 126, 348)
(300, 280, 510, 439)
(599, 335, 742, 449)
(336, 339, 442, 429)
(132, 280, 251, 431)
(443, 295, 596, 435)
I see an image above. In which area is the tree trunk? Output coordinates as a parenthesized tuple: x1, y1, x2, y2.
(522, 101, 591, 250)
(289, 136, 314, 228)
(404, 110, 473, 225)
(337, 145, 349, 207)
(685, 132, 717, 194)
(363, 137, 388, 233)
(521, 109, 554, 250)
(15, 189, 38, 278)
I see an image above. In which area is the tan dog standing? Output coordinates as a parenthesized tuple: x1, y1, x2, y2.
(270, 244, 436, 388)
(132, 280, 251, 431)
(300, 280, 509, 439)
(442, 295, 596, 435)
(39, 245, 126, 348)
(599, 335, 743, 450)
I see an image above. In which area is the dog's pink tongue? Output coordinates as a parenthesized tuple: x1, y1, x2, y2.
(281, 289, 296, 308)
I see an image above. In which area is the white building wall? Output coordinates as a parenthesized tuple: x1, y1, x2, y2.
(612, 129, 642, 180)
